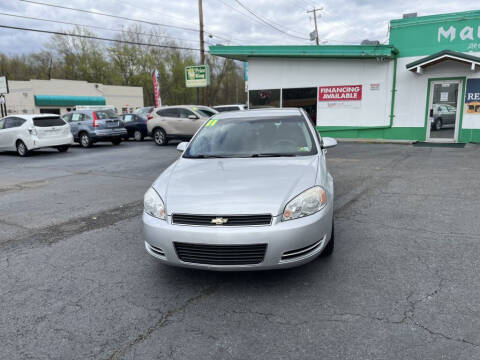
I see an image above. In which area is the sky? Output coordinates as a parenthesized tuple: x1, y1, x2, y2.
(0, 0, 478, 56)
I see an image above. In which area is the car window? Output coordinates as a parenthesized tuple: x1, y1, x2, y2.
(71, 113, 83, 122)
(4, 117, 26, 129)
(215, 106, 238, 112)
(62, 113, 72, 122)
(33, 116, 66, 127)
(157, 108, 180, 117)
(124, 114, 133, 122)
(196, 108, 215, 117)
(95, 110, 118, 119)
(178, 109, 196, 118)
(0, 119, 5, 130)
(184, 115, 317, 158)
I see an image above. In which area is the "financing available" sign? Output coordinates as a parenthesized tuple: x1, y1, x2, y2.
(318, 85, 362, 109)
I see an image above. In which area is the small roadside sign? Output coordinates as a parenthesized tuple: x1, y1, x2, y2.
(185, 65, 210, 88)
(0, 76, 9, 94)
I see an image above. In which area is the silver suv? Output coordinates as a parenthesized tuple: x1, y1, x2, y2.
(62, 109, 127, 148)
(147, 105, 217, 146)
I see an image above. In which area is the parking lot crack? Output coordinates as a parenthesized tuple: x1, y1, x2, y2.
(104, 284, 219, 360)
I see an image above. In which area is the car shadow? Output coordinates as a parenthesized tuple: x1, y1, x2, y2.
(155, 254, 334, 291)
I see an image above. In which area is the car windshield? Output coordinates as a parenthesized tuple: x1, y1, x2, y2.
(184, 115, 317, 158)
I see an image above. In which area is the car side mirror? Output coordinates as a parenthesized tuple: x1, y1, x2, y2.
(188, 115, 199, 120)
(322, 137, 337, 149)
(176, 142, 188, 152)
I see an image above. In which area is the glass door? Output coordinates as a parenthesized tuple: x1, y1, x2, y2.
(427, 80, 462, 142)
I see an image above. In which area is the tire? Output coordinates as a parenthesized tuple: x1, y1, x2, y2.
(322, 220, 335, 257)
(134, 130, 144, 142)
(434, 118, 442, 131)
(112, 138, 122, 145)
(153, 128, 168, 146)
(16, 140, 29, 157)
(79, 132, 92, 148)
(57, 145, 70, 153)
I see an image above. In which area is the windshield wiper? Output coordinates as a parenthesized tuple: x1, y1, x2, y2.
(185, 154, 230, 158)
(249, 153, 297, 157)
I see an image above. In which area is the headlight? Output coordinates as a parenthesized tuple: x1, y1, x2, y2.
(144, 187, 166, 220)
(282, 186, 327, 221)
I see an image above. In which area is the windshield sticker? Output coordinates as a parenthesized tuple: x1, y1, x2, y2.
(193, 107, 198, 110)
(205, 119, 218, 127)
(297, 146, 309, 152)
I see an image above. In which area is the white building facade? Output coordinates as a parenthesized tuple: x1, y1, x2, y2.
(210, 10, 480, 143)
(4, 79, 144, 115)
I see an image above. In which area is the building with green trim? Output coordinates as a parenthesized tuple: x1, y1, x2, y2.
(5, 79, 144, 115)
(210, 10, 480, 143)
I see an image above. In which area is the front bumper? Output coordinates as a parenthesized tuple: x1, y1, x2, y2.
(143, 203, 333, 271)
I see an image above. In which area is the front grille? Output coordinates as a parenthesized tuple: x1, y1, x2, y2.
(174, 242, 267, 265)
(172, 214, 272, 226)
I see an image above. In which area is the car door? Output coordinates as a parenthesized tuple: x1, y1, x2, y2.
(0, 118, 7, 149)
(0, 117, 25, 149)
(68, 113, 83, 138)
(156, 108, 181, 135)
(123, 114, 135, 136)
(177, 108, 202, 135)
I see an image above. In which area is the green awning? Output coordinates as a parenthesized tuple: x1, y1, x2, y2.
(209, 45, 398, 61)
(34, 95, 106, 107)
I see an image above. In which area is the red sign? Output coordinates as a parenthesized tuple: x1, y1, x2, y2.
(152, 69, 162, 107)
(318, 85, 362, 101)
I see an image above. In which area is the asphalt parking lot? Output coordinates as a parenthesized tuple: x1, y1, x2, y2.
(1, 140, 480, 359)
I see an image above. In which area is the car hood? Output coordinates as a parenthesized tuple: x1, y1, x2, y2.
(154, 156, 319, 216)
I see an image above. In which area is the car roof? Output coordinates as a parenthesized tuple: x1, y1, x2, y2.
(213, 104, 245, 108)
(2, 113, 60, 120)
(212, 107, 302, 120)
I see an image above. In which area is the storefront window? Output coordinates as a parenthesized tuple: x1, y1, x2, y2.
(249, 89, 280, 108)
(282, 87, 317, 125)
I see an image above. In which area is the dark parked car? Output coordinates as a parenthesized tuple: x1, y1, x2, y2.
(62, 109, 127, 148)
(122, 113, 148, 141)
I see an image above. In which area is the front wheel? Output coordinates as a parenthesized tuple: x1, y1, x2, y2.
(434, 118, 442, 131)
(112, 138, 122, 145)
(153, 128, 168, 146)
(322, 220, 335, 257)
(16, 140, 30, 157)
(57, 145, 70, 153)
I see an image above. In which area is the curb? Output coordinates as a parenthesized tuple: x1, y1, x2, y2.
(334, 138, 415, 145)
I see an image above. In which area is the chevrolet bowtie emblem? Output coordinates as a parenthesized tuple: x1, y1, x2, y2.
(211, 217, 228, 225)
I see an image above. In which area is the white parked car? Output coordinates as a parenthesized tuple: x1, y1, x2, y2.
(0, 114, 74, 156)
(213, 104, 247, 112)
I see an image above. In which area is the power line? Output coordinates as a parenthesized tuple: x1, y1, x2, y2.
(0, 24, 202, 51)
(0, 12, 212, 46)
(232, 0, 309, 40)
(113, 0, 220, 38)
(215, 0, 307, 40)
(19, 0, 234, 43)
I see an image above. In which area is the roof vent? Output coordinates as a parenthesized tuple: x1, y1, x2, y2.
(361, 39, 380, 45)
(403, 12, 417, 19)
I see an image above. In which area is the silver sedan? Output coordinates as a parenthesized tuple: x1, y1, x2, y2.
(143, 108, 336, 270)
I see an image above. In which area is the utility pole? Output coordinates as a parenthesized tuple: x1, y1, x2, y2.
(198, 0, 206, 105)
(307, 7, 323, 45)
